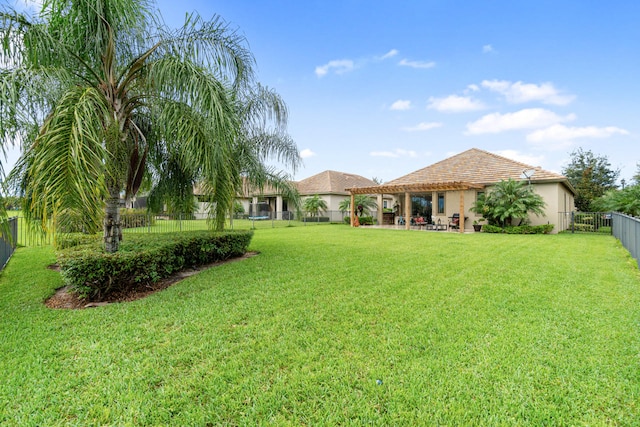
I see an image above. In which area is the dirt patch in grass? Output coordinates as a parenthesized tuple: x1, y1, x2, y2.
(45, 251, 259, 310)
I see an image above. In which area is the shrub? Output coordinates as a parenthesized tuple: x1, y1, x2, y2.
(55, 233, 101, 250)
(483, 224, 554, 234)
(342, 216, 374, 225)
(358, 216, 374, 225)
(571, 223, 594, 232)
(57, 230, 253, 300)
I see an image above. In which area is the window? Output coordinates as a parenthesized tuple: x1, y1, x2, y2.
(437, 193, 445, 214)
(383, 200, 388, 209)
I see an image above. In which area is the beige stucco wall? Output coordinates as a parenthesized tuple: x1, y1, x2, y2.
(453, 182, 575, 233)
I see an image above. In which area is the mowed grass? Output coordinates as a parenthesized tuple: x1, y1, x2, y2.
(0, 226, 638, 425)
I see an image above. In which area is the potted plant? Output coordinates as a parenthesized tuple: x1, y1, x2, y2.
(473, 218, 485, 232)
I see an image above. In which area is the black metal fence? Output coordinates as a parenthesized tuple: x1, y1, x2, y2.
(612, 212, 640, 269)
(12, 211, 348, 247)
(558, 212, 613, 234)
(0, 217, 18, 271)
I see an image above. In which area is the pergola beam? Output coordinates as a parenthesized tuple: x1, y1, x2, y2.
(347, 181, 483, 195)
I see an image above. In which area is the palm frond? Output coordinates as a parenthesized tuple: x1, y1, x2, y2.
(21, 85, 109, 230)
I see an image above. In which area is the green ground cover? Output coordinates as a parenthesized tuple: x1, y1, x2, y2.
(0, 226, 638, 425)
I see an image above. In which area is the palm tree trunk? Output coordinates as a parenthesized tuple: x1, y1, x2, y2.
(104, 188, 122, 253)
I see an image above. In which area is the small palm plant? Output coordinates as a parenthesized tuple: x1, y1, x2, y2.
(303, 195, 328, 218)
(471, 178, 546, 227)
(338, 195, 377, 217)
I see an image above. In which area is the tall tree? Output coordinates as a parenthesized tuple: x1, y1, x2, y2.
(1, 0, 298, 252)
(632, 162, 640, 186)
(562, 148, 619, 212)
(593, 185, 640, 217)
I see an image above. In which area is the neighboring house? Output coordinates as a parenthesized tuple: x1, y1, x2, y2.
(348, 148, 576, 233)
(296, 170, 389, 215)
(218, 170, 387, 221)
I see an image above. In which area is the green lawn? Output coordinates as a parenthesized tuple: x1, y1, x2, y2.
(0, 226, 638, 425)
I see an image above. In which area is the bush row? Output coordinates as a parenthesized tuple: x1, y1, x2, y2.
(57, 230, 253, 301)
(55, 233, 100, 250)
(483, 224, 555, 234)
(342, 216, 374, 225)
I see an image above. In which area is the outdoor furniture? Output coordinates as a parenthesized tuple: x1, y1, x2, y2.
(448, 213, 468, 230)
(382, 212, 395, 225)
(425, 223, 447, 231)
(449, 213, 460, 230)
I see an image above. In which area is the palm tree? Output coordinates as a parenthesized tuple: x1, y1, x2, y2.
(471, 178, 546, 227)
(1, 0, 297, 252)
(303, 195, 328, 218)
(338, 195, 377, 217)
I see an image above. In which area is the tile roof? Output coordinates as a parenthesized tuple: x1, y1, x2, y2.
(296, 170, 378, 195)
(386, 148, 570, 187)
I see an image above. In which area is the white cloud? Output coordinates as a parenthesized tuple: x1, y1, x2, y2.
(315, 59, 355, 77)
(370, 149, 418, 158)
(401, 122, 443, 132)
(398, 59, 436, 69)
(465, 108, 576, 135)
(492, 150, 544, 166)
(481, 79, 575, 105)
(379, 49, 399, 60)
(482, 44, 494, 53)
(390, 100, 412, 111)
(428, 95, 486, 113)
(300, 148, 317, 158)
(527, 124, 629, 145)
(466, 84, 480, 92)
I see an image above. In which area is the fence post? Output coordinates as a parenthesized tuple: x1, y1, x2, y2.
(571, 211, 574, 234)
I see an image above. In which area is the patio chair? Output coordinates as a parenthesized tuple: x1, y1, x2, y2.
(449, 213, 460, 230)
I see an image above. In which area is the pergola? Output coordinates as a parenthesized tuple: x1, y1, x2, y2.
(347, 181, 484, 233)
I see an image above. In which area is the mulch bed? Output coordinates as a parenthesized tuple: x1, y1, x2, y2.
(45, 251, 259, 310)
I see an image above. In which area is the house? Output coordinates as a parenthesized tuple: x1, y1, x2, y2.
(348, 148, 575, 233)
(228, 170, 386, 221)
(296, 170, 387, 213)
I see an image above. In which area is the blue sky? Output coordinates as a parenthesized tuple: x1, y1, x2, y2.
(10, 0, 640, 183)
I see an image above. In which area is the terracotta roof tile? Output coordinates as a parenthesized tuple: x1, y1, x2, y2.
(296, 170, 378, 195)
(386, 148, 570, 186)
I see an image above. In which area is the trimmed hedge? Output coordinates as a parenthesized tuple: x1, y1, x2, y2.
(55, 233, 101, 250)
(483, 224, 555, 234)
(57, 230, 253, 300)
(342, 216, 374, 225)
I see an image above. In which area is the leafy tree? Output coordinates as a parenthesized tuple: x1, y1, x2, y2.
(592, 184, 640, 217)
(1, 0, 298, 252)
(471, 178, 546, 227)
(338, 195, 377, 217)
(303, 195, 328, 217)
(146, 83, 300, 221)
(632, 162, 640, 186)
(562, 148, 620, 212)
